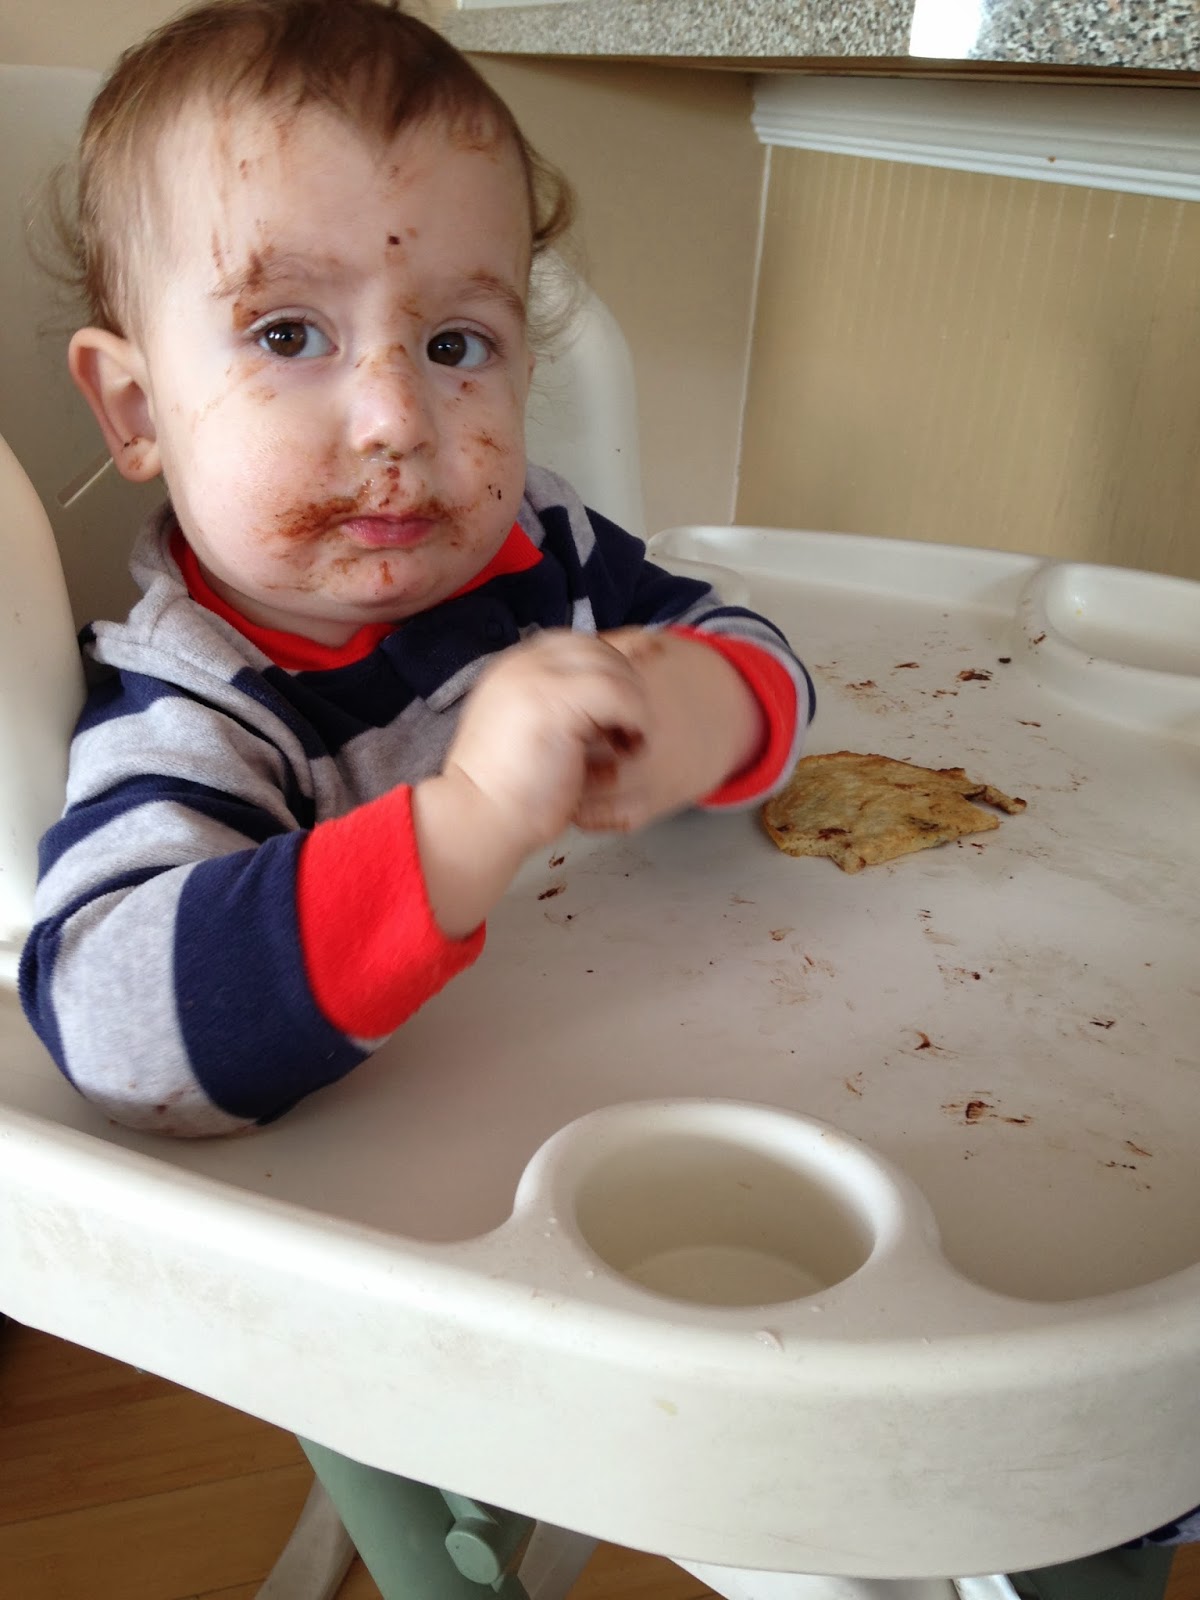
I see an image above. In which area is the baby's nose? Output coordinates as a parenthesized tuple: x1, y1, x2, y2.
(346, 348, 435, 459)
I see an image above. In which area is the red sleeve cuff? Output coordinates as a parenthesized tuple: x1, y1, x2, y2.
(296, 786, 485, 1039)
(667, 628, 799, 808)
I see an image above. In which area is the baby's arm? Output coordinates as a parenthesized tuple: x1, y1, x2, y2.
(21, 634, 648, 1134)
(413, 631, 647, 937)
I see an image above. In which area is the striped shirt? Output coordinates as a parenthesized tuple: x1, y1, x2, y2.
(20, 465, 813, 1136)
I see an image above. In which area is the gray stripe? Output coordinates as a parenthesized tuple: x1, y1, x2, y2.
(50, 865, 247, 1136)
(37, 799, 269, 921)
(67, 693, 303, 817)
(331, 698, 461, 802)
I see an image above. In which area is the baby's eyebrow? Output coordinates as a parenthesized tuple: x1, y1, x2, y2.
(209, 257, 528, 325)
(458, 272, 527, 326)
(210, 252, 329, 304)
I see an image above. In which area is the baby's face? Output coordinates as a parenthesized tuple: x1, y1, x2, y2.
(135, 104, 534, 643)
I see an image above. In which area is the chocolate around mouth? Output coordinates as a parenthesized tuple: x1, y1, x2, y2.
(273, 495, 452, 540)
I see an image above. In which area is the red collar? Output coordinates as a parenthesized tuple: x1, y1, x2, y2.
(172, 523, 542, 671)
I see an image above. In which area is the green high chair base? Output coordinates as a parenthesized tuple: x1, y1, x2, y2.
(1011, 1545, 1174, 1600)
(300, 1438, 535, 1599)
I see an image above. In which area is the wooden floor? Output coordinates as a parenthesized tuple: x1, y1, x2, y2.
(0, 1319, 1196, 1600)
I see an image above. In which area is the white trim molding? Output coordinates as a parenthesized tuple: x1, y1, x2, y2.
(752, 76, 1200, 201)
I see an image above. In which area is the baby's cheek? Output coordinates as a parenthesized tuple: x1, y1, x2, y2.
(250, 429, 336, 510)
(456, 427, 525, 512)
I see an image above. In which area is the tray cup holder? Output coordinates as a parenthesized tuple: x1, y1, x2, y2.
(572, 1129, 874, 1307)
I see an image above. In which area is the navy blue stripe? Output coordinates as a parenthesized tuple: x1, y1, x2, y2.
(38, 774, 295, 878)
(627, 565, 716, 627)
(260, 658, 416, 751)
(569, 510, 713, 630)
(231, 667, 333, 762)
(500, 561, 571, 632)
(798, 659, 817, 724)
(174, 837, 366, 1121)
(692, 603, 791, 639)
(75, 664, 314, 826)
(19, 921, 70, 1085)
(74, 666, 185, 737)
(388, 592, 525, 698)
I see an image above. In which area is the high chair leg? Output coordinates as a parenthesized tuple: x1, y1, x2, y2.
(254, 1477, 356, 1600)
(515, 1522, 598, 1599)
(676, 1566, 958, 1600)
(299, 1437, 538, 1600)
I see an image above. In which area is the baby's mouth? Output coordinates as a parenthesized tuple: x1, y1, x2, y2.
(339, 512, 439, 550)
(338, 489, 455, 549)
(273, 493, 450, 548)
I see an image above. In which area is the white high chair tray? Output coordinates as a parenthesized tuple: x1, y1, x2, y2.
(2, 527, 1198, 1581)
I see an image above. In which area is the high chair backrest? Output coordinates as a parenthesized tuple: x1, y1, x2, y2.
(0, 61, 646, 975)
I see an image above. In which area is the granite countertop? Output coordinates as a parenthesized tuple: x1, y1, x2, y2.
(441, 0, 1200, 75)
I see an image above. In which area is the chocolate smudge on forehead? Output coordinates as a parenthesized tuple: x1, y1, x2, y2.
(229, 250, 270, 332)
(239, 248, 271, 293)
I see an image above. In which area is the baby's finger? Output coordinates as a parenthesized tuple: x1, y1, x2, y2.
(522, 629, 638, 680)
(572, 796, 639, 833)
(561, 669, 652, 754)
(573, 763, 654, 831)
(600, 725, 646, 756)
(584, 753, 620, 789)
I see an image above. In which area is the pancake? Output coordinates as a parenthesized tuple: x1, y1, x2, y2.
(762, 751, 1026, 873)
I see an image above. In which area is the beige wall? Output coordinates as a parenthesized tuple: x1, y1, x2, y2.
(0, 0, 452, 66)
(739, 148, 1200, 581)
(0, 1, 177, 68)
(479, 59, 763, 534)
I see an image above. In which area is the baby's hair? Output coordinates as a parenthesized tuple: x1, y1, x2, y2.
(66, 0, 575, 338)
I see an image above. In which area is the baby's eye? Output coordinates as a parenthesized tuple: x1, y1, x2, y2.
(427, 329, 492, 369)
(256, 320, 332, 359)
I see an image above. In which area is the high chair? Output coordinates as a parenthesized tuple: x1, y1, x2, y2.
(2, 58, 1199, 1600)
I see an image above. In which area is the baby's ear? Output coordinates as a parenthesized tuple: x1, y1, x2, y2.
(68, 329, 161, 483)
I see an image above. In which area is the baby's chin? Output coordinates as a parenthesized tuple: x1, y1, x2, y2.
(278, 535, 510, 631)
(296, 581, 452, 634)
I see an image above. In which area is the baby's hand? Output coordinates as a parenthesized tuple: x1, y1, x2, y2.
(447, 629, 649, 847)
(571, 629, 764, 832)
(413, 631, 650, 937)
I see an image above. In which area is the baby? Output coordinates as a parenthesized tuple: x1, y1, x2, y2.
(20, 0, 814, 1136)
